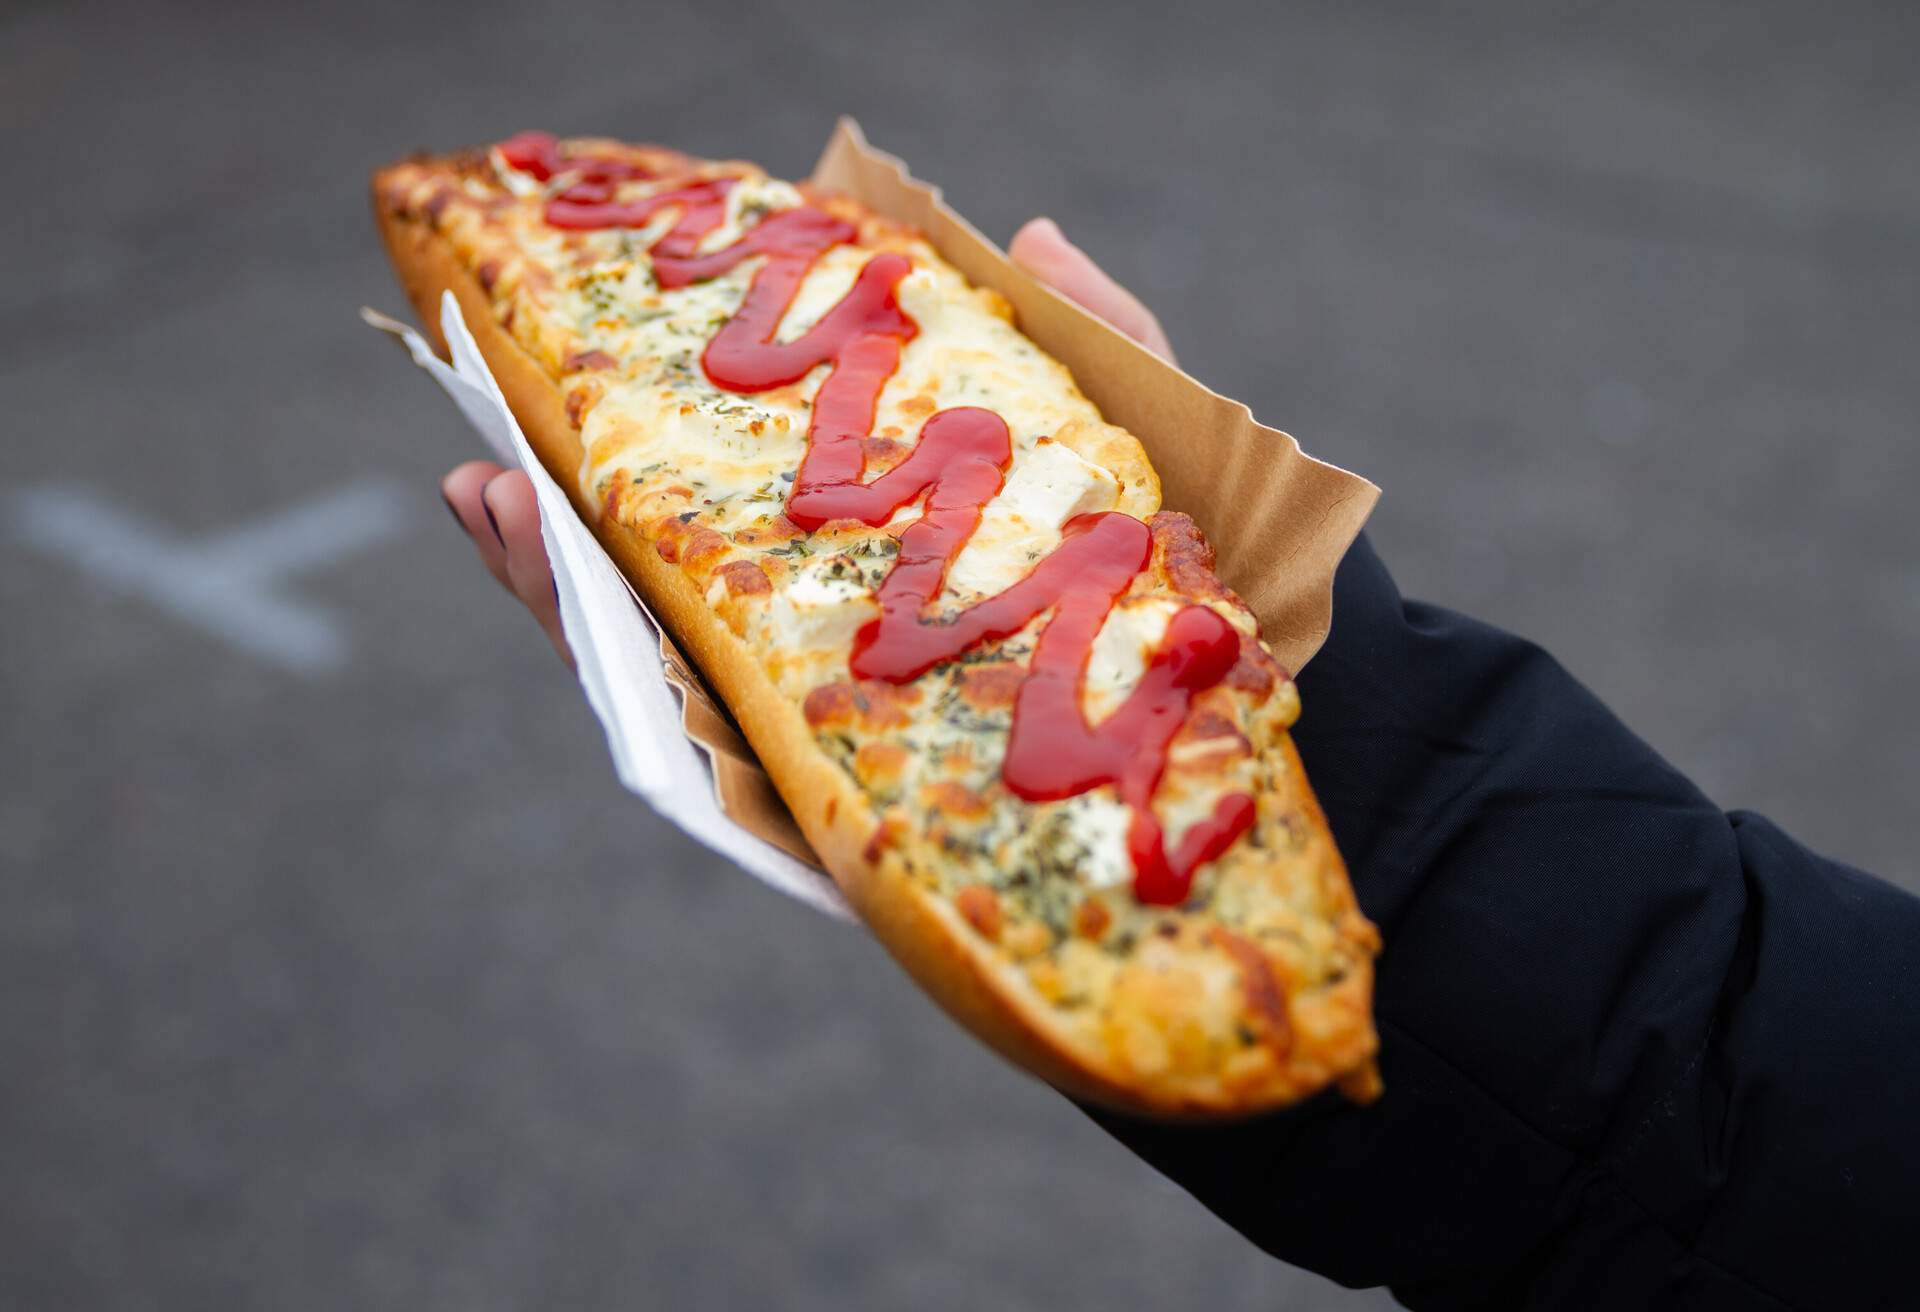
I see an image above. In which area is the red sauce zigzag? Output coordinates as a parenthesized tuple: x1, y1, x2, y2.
(502, 132, 1256, 905)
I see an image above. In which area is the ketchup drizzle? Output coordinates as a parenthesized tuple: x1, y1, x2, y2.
(498, 130, 656, 189)
(510, 138, 1256, 903)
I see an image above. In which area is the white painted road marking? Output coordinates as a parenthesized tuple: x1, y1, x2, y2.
(7, 481, 412, 675)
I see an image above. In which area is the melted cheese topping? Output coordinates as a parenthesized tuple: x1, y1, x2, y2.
(379, 143, 1379, 1104)
(410, 151, 1285, 894)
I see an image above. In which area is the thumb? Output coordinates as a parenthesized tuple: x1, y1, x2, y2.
(1009, 217, 1176, 365)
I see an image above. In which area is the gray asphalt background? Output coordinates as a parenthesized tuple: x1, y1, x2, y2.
(4, 1, 1917, 1308)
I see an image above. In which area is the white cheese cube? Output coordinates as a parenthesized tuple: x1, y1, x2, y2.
(698, 177, 804, 255)
(944, 440, 1119, 599)
(774, 245, 867, 341)
(1082, 597, 1181, 723)
(1057, 793, 1137, 890)
(766, 558, 879, 655)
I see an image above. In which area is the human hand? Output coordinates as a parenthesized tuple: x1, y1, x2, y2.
(439, 217, 1174, 661)
(439, 458, 573, 669)
(438, 204, 1908, 1311)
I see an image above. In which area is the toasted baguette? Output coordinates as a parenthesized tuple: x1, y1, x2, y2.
(373, 136, 1379, 1118)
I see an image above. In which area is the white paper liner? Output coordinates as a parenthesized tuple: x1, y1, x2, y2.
(363, 295, 854, 922)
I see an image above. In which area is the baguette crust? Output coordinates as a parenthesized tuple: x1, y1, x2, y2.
(373, 139, 1378, 1117)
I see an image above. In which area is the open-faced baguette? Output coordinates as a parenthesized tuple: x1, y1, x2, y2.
(373, 133, 1380, 1118)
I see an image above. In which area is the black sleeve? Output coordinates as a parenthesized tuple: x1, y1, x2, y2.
(1087, 534, 1920, 1311)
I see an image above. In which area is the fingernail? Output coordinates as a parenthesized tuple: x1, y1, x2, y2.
(551, 577, 561, 607)
(480, 485, 506, 547)
(442, 493, 464, 530)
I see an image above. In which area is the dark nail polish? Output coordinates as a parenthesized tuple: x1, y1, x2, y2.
(482, 493, 505, 547)
(551, 577, 561, 606)
(443, 494, 464, 530)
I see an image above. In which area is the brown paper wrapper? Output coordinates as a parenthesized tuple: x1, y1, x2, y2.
(661, 119, 1378, 872)
(648, 592, 820, 867)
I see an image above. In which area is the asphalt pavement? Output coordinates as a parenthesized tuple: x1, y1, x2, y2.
(4, 1, 1916, 1308)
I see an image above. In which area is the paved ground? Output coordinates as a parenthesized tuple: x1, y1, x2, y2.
(4, 1, 1916, 1308)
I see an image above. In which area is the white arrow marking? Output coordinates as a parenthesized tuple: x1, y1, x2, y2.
(7, 481, 412, 676)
